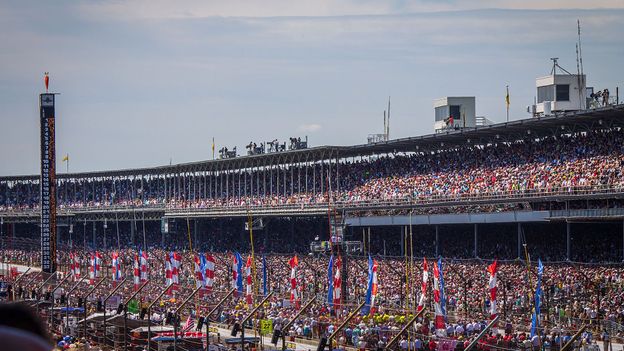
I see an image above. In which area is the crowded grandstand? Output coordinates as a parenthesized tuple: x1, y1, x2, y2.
(1, 102, 624, 351)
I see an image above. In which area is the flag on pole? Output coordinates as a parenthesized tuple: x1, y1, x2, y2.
(133, 253, 141, 291)
(165, 251, 181, 295)
(505, 86, 510, 107)
(181, 314, 196, 333)
(171, 252, 181, 290)
(194, 254, 205, 289)
(139, 250, 148, 282)
(70, 252, 81, 281)
(111, 251, 122, 287)
(530, 259, 544, 337)
(327, 255, 334, 307)
(62, 154, 69, 162)
(417, 258, 428, 312)
(212, 137, 215, 160)
(245, 256, 253, 306)
(433, 258, 446, 335)
(232, 252, 244, 296)
(204, 254, 215, 292)
(362, 255, 379, 315)
(289, 255, 300, 309)
(333, 256, 342, 311)
(487, 260, 498, 328)
(89, 252, 101, 285)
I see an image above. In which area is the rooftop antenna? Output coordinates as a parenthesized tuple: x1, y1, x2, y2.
(383, 110, 387, 141)
(578, 20, 584, 79)
(550, 57, 572, 75)
(577, 19, 586, 108)
(386, 96, 391, 140)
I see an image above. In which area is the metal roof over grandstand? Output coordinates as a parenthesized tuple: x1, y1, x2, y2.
(2, 104, 623, 181)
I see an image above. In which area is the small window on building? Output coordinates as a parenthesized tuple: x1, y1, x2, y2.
(537, 85, 554, 103)
(435, 106, 448, 121)
(449, 105, 461, 120)
(556, 84, 570, 101)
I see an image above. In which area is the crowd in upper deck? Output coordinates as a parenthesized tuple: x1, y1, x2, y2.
(2, 129, 624, 213)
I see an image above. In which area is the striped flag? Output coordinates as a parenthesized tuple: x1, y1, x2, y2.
(232, 252, 243, 296)
(417, 258, 428, 312)
(487, 260, 498, 324)
(133, 253, 141, 291)
(165, 251, 181, 295)
(139, 250, 149, 282)
(245, 256, 253, 306)
(204, 254, 215, 292)
(111, 251, 122, 287)
(181, 314, 195, 333)
(288, 255, 300, 309)
(363, 255, 378, 315)
(194, 254, 204, 290)
(433, 259, 446, 335)
(333, 256, 342, 311)
(70, 252, 81, 281)
(89, 251, 102, 285)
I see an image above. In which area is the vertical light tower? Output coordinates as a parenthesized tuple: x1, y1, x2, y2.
(40, 72, 57, 273)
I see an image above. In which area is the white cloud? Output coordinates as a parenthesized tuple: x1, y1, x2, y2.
(74, 0, 624, 20)
(297, 123, 322, 133)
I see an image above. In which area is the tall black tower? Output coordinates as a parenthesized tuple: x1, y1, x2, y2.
(40, 92, 57, 273)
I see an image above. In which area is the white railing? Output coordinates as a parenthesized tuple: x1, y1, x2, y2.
(1, 184, 623, 216)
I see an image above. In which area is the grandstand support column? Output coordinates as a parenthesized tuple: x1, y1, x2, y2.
(474, 224, 478, 258)
(436, 224, 440, 257)
(566, 221, 571, 261)
(92, 221, 96, 249)
(622, 219, 624, 262)
(517, 223, 522, 259)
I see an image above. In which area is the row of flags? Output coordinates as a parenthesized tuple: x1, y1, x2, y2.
(69, 250, 530, 334)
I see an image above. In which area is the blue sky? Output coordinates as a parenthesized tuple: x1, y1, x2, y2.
(0, 0, 623, 175)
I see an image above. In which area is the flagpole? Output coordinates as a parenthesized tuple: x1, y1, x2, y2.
(506, 85, 510, 122)
(247, 212, 257, 304)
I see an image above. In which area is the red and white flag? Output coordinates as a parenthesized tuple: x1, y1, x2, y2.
(194, 254, 205, 290)
(166, 251, 181, 295)
(133, 253, 141, 291)
(111, 251, 122, 287)
(487, 260, 498, 324)
(140, 250, 148, 282)
(231, 254, 239, 294)
(333, 256, 342, 310)
(289, 255, 300, 309)
(432, 262, 445, 333)
(70, 253, 81, 281)
(245, 256, 253, 306)
(89, 252, 102, 285)
(204, 254, 215, 291)
(417, 258, 428, 312)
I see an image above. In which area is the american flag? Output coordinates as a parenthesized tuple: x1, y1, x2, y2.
(180, 314, 195, 333)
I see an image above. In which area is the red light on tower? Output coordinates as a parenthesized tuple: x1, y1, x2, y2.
(44, 72, 49, 92)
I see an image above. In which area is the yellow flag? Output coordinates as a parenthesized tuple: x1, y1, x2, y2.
(505, 86, 510, 107)
(62, 154, 69, 162)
